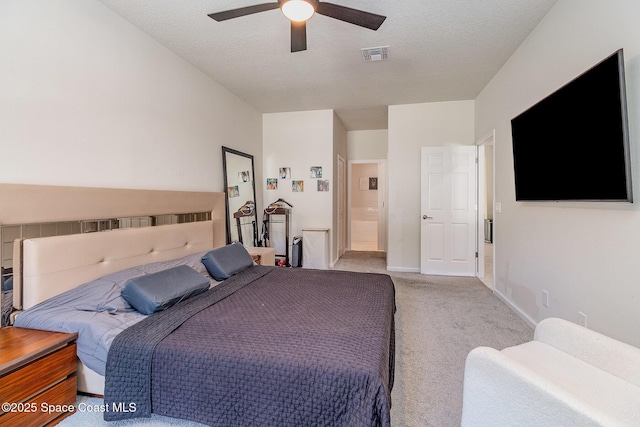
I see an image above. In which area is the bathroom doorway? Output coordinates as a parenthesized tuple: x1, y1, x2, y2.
(348, 161, 387, 252)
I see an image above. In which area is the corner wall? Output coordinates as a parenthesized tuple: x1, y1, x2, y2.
(475, 0, 640, 346)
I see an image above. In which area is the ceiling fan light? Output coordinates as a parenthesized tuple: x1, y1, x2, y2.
(281, 0, 315, 22)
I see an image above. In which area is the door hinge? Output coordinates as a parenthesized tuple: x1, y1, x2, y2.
(475, 251, 478, 258)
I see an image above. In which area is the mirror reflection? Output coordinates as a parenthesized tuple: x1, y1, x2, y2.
(222, 146, 258, 246)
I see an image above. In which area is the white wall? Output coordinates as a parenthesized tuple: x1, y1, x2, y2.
(0, 0, 262, 194)
(475, 0, 640, 346)
(262, 110, 335, 262)
(387, 101, 475, 271)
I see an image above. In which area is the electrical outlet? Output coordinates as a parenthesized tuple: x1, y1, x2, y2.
(578, 312, 587, 327)
(542, 290, 549, 308)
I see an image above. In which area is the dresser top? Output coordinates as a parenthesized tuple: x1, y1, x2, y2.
(0, 327, 78, 376)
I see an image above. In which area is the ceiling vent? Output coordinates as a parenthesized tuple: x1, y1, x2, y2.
(361, 46, 389, 62)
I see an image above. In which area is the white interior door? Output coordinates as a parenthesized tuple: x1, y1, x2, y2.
(420, 146, 477, 276)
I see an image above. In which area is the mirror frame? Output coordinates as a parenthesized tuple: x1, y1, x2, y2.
(221, 146, 259, 245)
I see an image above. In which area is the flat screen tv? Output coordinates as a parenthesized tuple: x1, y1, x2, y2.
(511, 49, 632, 202)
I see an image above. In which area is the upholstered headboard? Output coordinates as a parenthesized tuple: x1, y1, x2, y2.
(0, 184, 226, 313)
(20, 221, 216, 310)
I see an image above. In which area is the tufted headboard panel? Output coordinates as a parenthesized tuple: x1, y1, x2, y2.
(21, 221, 215, 309)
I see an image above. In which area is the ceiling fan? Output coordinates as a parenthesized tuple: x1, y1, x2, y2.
(208, 0, 386, 53)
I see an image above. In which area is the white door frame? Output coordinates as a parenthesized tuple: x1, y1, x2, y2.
(377, 160, 388, 252)
(337, 154, 346, 259)
(476, 130, 495, 289)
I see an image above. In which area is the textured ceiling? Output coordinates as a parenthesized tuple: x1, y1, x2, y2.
(97, 0, 558, 130)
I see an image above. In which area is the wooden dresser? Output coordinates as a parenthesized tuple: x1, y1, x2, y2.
(0, 327, 78, 426)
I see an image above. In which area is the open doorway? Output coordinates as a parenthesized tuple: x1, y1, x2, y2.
(348, 160, 387, 252)
(476, 131, 494, 289)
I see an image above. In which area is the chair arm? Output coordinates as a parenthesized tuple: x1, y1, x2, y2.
(461, 346, 618, 427)
(534, 318, 640, 387)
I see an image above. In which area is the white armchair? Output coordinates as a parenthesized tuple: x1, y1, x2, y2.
(461, 317, 640, 426)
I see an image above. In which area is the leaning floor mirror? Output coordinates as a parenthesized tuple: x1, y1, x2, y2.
(222, 146, 259, 246)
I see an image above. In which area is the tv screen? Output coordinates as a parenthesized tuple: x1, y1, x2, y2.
(511, 49, 632, 202)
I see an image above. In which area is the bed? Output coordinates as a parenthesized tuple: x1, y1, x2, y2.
(5, 185, 396, 426)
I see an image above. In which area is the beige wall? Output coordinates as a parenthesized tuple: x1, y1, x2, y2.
(262, 110, 335, 261)
(347, 130, 388, 160)
(0, 0, 262, 194)
(387, 100, 475, 271)
(475, 0, 640, 346)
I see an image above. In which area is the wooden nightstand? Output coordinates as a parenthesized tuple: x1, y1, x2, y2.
(0, 327, 78, 426)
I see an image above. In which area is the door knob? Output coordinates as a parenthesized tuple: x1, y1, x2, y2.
(423, 215, 433, 220)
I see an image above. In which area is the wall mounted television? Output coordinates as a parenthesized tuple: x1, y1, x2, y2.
(511, 49, 632, 202)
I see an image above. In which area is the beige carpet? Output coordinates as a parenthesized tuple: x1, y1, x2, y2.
(332, 251, 533, 427)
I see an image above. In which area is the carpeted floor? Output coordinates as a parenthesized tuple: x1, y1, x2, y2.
(59, 251, 533, 427)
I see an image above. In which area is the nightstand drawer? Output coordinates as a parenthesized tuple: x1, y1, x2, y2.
(0, 343, 76, 405)
(0, 374, 76, 427)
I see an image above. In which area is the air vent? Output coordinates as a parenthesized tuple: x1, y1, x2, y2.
(361, 46, 389, 62)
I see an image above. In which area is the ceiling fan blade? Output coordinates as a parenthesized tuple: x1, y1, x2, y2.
(291, 21, 307, 52)
(208, 3, 279, 21)
(316, 2, 386, 30)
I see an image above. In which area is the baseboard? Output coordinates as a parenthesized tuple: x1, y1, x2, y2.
(493, 289, 537, 329)
(386, 266, 421, 273)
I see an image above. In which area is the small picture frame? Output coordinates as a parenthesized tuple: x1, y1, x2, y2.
(359, 178, 369, 191)
(310, 166, 322, 178)
(292, 180, 304, 192)
(239, 170, 251, 183)
(266, 178, 278, 190)
(317, 180, 329, 192)
(369, 177, 378, 190)
(279, 167, 291, 179)
(228, 185, 240, 197)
